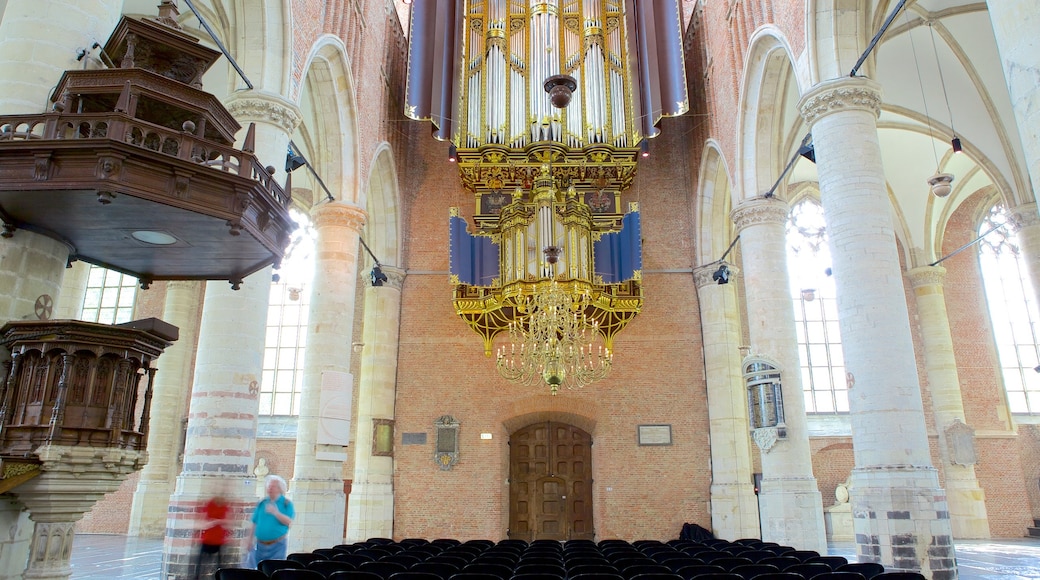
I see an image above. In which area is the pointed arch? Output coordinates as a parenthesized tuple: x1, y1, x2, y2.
(293, 35, 361, 207)
(695, 141, 736, 266)
(736, 28, 807, 205)
(362, 144, 402, 268)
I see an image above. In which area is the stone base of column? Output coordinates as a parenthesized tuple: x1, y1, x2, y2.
(288, 479, 346, 553)
(345, 482, 394, 543)
(709, 482, 761, 540)
(162, 476, 256, 580)
(851, 467, 956, 580)
(758, 476, 826, 552)
(128, 479, 175, 539)
(0, 498, 32, 580)
(944, 469, 990, 539)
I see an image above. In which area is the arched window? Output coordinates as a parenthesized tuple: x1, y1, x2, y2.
(259, 208, 316, 416)
(786, 198, 848, 414)
(978, 203, 1040, 415)
(81, 265, 137, 324)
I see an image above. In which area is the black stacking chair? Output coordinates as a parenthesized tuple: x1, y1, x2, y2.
(432, 539, 463, 548)
(465, 540, 496, 550)
(569, 574, 624, 580)
(260, 559, 303, 576)
(400, 539, 431, 547)
(737, 551, 776, 563)
(336, 554, 377, 567)
(764, 546, 796, 557)
(335, 544, 364, 554)
(388, 573, 443, 580)
(273, 570, 326, 580)
(458, 562, 512, 579)
(471, 556, 516, 568)
(634, 541, 666, 549)
(621, 563, 674, 579)
(708, 557, 753, 570)
(627, 573, 683, 580)
(673, 563, 725, 580)
(383, 554, 425, 567)
(513, 562, 566, 577)
(784, 563, 833, 579)
(447, 574, 505, 580)
(785, 551, 821, 563)
(570, 563, 623, 576)
(733, 539, 764, 547)
(685, 574, 742, 580)
(216, 569, 268, 580)
(693, 552, 730, 564)
(328, 572, 384, 580)
(813, 572, 867, 580)
(739, 573, 803, 580)
(316, 549, 343, 559)
(429, 555, 472, 569)
(270, 573, 322, 580)
(661, 558, 702, 572)
(722, 546, 753, 556)
(357, 549, 394, 560)
(510, 574, 563, 580)
(872, 573, 926, 580)
(566, 540, 598, 549)
(599, 540, 635, 549)
(837, 563, 885, 579)
(359, 561, 409, 579)
(651, 551, 689, 563)
(309, 560, 358, 576)
(369, 538, 395, 545)
(759, 557, 800, 570)
(497, 540, 528, 550)
(730, 563, 780, 580)
(409, 561, 460, 579)
(808, 557, 849, 571)
(290, 553, 325, 566)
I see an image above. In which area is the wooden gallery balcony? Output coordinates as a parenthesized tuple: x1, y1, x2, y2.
(0, 14, 295, 288)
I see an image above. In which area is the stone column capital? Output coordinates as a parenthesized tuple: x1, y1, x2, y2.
(1010, 202, 1040, 229)
(694, 263, 739, 289)
(798, 77, 883, 126)
(371, 265, 406, 290)
(731, 196, 790, 231)
(908, 265, 947, 289)
(312, 202, 367, 232)
(225, 91, 303, 135)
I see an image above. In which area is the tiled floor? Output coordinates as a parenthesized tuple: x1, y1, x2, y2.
(66, 534, 1040, 579)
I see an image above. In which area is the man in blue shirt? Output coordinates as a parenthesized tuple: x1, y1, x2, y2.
(244, 474, 295, 567)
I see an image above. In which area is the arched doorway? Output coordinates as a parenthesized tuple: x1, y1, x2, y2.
(509, 421, 594, 541)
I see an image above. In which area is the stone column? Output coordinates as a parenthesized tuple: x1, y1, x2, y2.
(52, 262, 90, 321)
(908, 266, 989, 539)
(288, 202, 367, 552)
(0, 498, 32, 580)
(731, 197, 826, 551)
(1009, 203, 1040, 307)
(0, 0, 121, 329)
(346, 266, 404, 543)
(163, 91, 299, 579)
(987, 1, 1040, 206)
(0, 0, 121, 115)
(129, 281, 204, 538)
(800, 77, 955, 579)
(694, 264, 760, 541)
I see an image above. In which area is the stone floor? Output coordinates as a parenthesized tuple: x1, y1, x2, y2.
(66, 534, 1040, 579)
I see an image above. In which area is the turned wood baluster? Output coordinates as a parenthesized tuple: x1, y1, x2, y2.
(137, 365, 157, 448)
(46, 353, 75, 444)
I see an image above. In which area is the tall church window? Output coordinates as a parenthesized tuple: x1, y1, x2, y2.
(81, 265, 137, 324)
(978, 203, 1040, 415)
(260, 208, 316, 416)
(786, 198, 848, 413)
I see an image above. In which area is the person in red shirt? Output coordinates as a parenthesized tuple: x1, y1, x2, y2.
(194, 489, 231, 579)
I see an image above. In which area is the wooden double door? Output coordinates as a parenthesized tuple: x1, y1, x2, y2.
(508, 422, 594, 541)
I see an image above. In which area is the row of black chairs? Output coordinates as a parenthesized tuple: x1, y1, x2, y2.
(216, 537, 926, 580)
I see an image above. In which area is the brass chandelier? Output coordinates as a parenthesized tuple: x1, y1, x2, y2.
(496, 251, 613, 395)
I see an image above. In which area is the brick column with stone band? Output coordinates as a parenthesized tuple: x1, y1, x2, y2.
(908, 266, 990, 539)
(163, 92, 299, 578)
(799, 77, 955, 579)
(288, 202, 367, 552)
(731, 197, 826, 552)
(987, 1, 1040, 209)
(346, 266, 404, 542)
(694, 264, 760, 540)
(129, 281, 205, 538)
